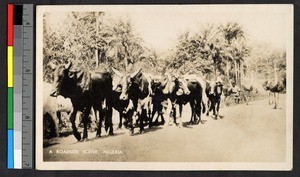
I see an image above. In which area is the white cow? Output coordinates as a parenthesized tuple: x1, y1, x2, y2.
(43, 82, 72, 137)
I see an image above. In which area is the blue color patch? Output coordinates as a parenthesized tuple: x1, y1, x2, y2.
(7, 130, 14, 169)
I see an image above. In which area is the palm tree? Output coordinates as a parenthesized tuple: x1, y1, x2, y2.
(199, 24, 224, 79)
(219, 22, 246, 85)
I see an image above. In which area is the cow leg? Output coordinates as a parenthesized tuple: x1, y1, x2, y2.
(56, 111, 63, 128)
(274, 92, 278, 109)
(149, 108, 157, 129)
(150, 102, 159, 128)
(172, 105, 177, 125)
(216, 98, 221, 119)
(48, 111, 60, 138)
(189, 101, 196, 125)
(174, 104, 183, 128)
(159, 106, 165, 125)
(196, 100, 202, 124)
(211, 100, 216, 117)
(138, 109, 145, 134)
(269, 91, 274, 105)
(70, 109, 81, 141)
(105, 98, 114, 135)
(124, 110, 131, 129)
(96, 103, 103, 138)
(118, 112, 123, 129)
(82, 105, 92, 141)
(206, 99, 211, 116)
(160, 113, 165, 125)
(147, 107, 152, 124)
(130, 112, 137, 135)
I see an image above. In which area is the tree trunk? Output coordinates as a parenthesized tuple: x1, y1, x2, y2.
(124, 55, 128, 70)
(239, 61, 243, 86)
(214, 58, 217, 80)
(122, 41, 130, 71)
(226, 59, 230, 81)
(95, 11, 99, 68)
(95, 49, 98, 68)
(234, 60, 238, 84)
(251, 70, 254, 85)
(274, 61, 278, 83)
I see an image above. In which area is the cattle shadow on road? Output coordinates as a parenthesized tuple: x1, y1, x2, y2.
(182, 120, 209, 128)
(130, 126, 163, 136)
(205, 115, 225, 120)
(182, 122, 194, 128)
(43, 140, 59, 148)
(86, 132, 126, 142)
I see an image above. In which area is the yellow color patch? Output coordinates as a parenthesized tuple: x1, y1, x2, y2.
(7, 46, 13, 87)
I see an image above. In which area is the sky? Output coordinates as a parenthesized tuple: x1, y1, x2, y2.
(44, 5, 293, 53)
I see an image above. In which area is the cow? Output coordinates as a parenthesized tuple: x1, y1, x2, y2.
(206, 80, 223, 119)
(148, 74, 174, 127)
(43, 82, 72, 138)
(112, 68, 152, 135)
(112, 86, 133, 129)
(151, 73, 187, 127)
(50, 60, 114, 141)
(262, 80, 285, 109)
(241, 84, 258, 104)
(175, 76, 205, 125)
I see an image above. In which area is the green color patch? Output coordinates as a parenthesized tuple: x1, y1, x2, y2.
(7, 88, 13, 129)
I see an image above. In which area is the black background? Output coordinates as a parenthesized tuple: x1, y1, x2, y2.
(0, 0, 298, 176)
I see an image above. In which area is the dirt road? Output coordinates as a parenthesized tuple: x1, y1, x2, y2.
(43, 94, 286, 162)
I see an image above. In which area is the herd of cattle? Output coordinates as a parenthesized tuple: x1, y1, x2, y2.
(43, 60, 284, 141)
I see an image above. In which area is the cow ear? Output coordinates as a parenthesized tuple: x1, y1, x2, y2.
(112, 68, 122, 77)
(130, 68, 142, 78)
(65, 60, 72, 70)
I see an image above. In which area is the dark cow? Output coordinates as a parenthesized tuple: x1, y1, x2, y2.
(154, 74, 206, 127)
(154, 73, 187, 127)
(50, 61, 114, 141)
(176, 76, 205, 125)
(112, 68, 152, 135)
(241, 84, 258, 104)
(112, 85, 133, 129)
(149, 74, 177, 127)
(206, 80, 223, 119)
(262, 80, 285, 109)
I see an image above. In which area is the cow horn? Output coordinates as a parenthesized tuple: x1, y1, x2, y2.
(65, 60, 72, 69)
(112, 68, 122, 77)
(68, 71, 75, 78)
(48, 61, 57, 70)
(130, 68, 142, 78)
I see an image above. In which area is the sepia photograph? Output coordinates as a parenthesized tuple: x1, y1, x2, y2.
(35, 5, 293, 170)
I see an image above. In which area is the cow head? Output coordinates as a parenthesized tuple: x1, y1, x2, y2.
(175, 76, 191, 96)
(159, 73, 175, 95)
(50, 60, 77, 97)
(262, 81, 270, 91)
(206, 81, 222, 96)
(112, 68, 142, 100)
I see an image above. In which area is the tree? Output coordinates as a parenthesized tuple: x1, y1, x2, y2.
(219, 22, 247, 85)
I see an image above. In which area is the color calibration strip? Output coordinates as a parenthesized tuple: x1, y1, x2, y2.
(7, 4, 34, 169)
(7, 4, 14, 169)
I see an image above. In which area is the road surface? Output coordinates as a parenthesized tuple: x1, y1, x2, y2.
(43, 94, 286, 162)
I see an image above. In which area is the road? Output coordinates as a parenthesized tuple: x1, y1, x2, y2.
(43, 94, 286, 162)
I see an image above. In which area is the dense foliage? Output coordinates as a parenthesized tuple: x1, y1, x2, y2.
(43, 12, 286, 88)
